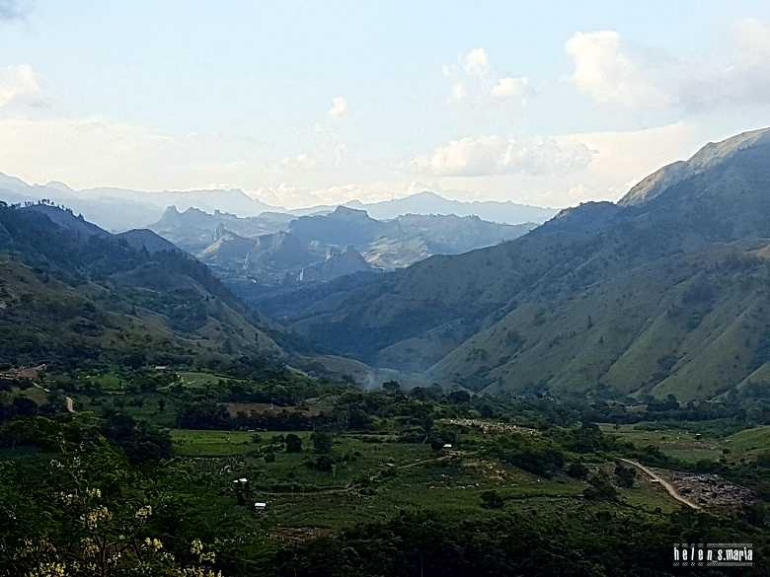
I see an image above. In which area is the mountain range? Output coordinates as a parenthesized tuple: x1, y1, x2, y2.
(345, 191, 557, 224)
(250, 128, 770, 402)
(2, 128, 769, 402)
(0, 173, 556, 232)
(149, 205, 535, 287)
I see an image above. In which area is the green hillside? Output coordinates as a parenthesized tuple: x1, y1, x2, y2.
(254, 129, 770, 401)
(0, 202, 282, 368)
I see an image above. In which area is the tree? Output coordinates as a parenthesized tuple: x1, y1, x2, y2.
(584, 472, 617, 501)
(480, 490, 505, 509)
(11, 397, 38, 417)
(285, 433, 303, 453)
(429, 437, 445, 452)
(614, 462, 636, 488)
(311, 431, 333, 454)
(382, 380, 402, 395)
(566, 461, 589, 479)
(448, 390, 471, 404)
(309, 455, 335, 472)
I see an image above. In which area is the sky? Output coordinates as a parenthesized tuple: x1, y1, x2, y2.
(1, 0, 770, 209)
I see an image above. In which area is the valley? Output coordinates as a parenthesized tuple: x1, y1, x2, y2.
(252, 129, 770, 403)
(1, 128, 769, 576)
(4, 3, 770, 574)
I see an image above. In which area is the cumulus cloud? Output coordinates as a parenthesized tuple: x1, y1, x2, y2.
(444, 48, 532, 105)
(462, 47, 491, 77)
(491, 76, 531, 100)
(565, 31, 671, 108)
(328, 96, 348, 119)
(566, 20, 770, 111)
(0, 64, 43, 108)
(410, 135, 594, 177)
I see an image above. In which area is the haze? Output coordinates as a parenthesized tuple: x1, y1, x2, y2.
(1, 0, 770, 209)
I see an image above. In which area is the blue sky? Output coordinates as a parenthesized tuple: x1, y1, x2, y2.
(1, 0, 770, 208)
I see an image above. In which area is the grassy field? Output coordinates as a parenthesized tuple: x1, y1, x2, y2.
(601, 422, 770, 465)
(600, 423, 723, 463)
(725, 426, 770, 457)
(165, 427, 685, 532)
(73, 393, 179, 427)
(176, 371, 232, 388)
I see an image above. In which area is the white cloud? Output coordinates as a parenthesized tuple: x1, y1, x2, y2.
(0, 64, 43, 108)
(463, 47, 490, 77)
(566, 20, 770, 111)
(444, 48, 531, 106)
(491, 76, 531, 100)
(565, 31, 672, 108)
(328, 96, 348, 119)
(410, 135, 594, 177)
(280, 153, 317, 171)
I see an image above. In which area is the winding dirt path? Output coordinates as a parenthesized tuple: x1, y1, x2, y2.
(32, 381, 75, 413)
(619, 458, 700, 511)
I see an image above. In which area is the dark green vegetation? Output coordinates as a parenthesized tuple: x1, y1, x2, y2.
(0, 201, 282, 368)
(256, 129, 770, 402)
(2, 365, 770, 576)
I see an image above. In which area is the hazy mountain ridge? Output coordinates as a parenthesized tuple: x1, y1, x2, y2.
(0, 172, 555, 231)
(350, 191, 558, 224)
(254, 129, 770, 401)
(149, 205, 535, 289)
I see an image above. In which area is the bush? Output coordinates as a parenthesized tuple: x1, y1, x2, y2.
(480, 490, 505, 509)
(584, 472, 617, 501)
(614, 462, 636, 488)
(566, 461, 589, 479)
(285, 433, 303, 453)
(311, 431, 333, 454)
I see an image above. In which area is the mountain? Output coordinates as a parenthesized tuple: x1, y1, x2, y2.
(252, 129, 770, 401)
(352, 191, 558, 224)
(289, 206, 392, 248)
(153, 205, 535, 283)
(0, 201, 282, 366)
(203, 230, 323, 281)
(115, 229, 181, 254)
(150, 206, 292, 253)
(297, 246, 374, 283)
(0, 173, 555, 232)
(0, 176, 282, 232)
(85, 186, 277, 219)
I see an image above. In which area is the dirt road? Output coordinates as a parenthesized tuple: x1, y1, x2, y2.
(619, 458, 700, 511)
(32, 382, 75, 414)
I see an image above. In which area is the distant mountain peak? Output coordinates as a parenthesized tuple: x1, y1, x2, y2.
(116, 228, 180, 253)
(409, 191, 444, 200)
(43, 181, 74, 192)
(331, 205, 371, 219)
(621, 126, 770, 207)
